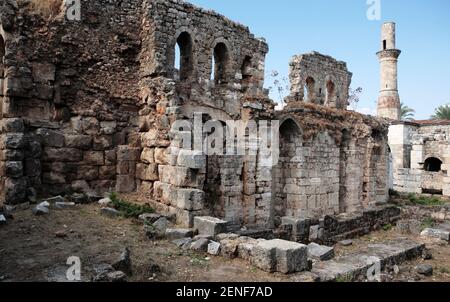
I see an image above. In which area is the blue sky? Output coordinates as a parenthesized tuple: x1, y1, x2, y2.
(188, 0, 450, 119)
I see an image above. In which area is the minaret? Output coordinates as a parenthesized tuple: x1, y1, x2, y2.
(377, 22, 401, 120)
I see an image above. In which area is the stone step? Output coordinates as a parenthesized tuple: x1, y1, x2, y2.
(311, 238, 425, 282)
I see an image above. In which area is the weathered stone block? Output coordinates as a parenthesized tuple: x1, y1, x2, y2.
(43, 148, 83, 162)
(165, 228, 194, 240)
(93, 135, 113, 150)
(194, 216, 227, 238)
(5, 161, 23, 178)
(421, 228, 450, 242)
(83, 151, 104, 165)
(177, 150, 206, 169)
(153, 181, 177, 205)
(176, 189, 205, 211)
(158, 165, 202, 188)
(43, 172, 66, 184)
(99, 166, 116, 180)
(37, 128, 64, 148)
(117, 146, 141, 161)
(32, 62, 56, 83)
(116, 175, 136, 193)
(136, 163, 159, 181)
(65, 135, 92, 149)
(77, 166, 99, 181)
(140, 148, 155, 164)
(116, 161, 135, 175)
(0, 118, 24, 133)
(307, 243, 335, 261)
(251, 239, 308, 274)
(2, 134, 26, 150)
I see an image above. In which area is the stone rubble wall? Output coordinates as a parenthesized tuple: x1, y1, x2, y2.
(287, 52, 353, 109)
(389, 122, 450, 196)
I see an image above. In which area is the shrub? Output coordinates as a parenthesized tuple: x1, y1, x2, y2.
(109, 192, 154, 218)
(407, 193, 444, 206)
(421, 217, 436, 230)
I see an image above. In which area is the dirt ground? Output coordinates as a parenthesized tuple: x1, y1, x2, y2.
(1, 201, 449, 282)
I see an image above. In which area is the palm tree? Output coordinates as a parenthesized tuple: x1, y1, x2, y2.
(400, 102, 415, 121)
(431, 104, 450, 120)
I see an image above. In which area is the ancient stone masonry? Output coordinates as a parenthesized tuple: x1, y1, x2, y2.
(286, 52, 352, 109)
(0, 0, 391, 234)
(389, 121, 450, 196)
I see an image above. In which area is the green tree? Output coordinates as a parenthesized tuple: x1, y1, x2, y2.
(400, 102, 415, 121)
(431, 104, 450, 120)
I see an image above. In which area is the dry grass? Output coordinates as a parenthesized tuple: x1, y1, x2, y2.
(27, 0, 63, 19)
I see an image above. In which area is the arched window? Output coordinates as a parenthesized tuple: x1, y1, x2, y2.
(0, 35, 5, 78)
(326, 81, 335, 105)
(280, 118, 301, 143)
(424, 157, 442, 172)
(174, 32, 194, 81)
(241, 56, 252, 82)
(212, 43, 229, 85)
(304, 77, 315, 103)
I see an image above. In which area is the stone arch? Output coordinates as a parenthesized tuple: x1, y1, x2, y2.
(424, 157, 443, 172)
(211, 42, 230, 85)
(167, 27, 197, 80)
(174, 32, 194, 81)
(325, 79, 336, 106)
(241, 55, 252, 83)
(304, 76, 316, 103)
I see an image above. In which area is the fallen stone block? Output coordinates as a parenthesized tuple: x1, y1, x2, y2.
(416, 264, 433, 276)
(101, 207, 121, 218)
(312, 238, 425, 282)
(421, 228, 450, 242)
(112, 247, 132, 276)
(98, 197, 112, 207)
(307, 243, 335, 261)
(32, 205, 49, 216)
(165, 228, 194, 240)
(139, 213, 163, 225)
(339, 240, 353, 247)
(106, 271, 127, 282)
(172, 238, 193, 248)
(194, 216, 227, 238)
(251, 239, 308, 274)
(0, 214, 6, 225)
(55, 202, 76, 209)
(153, 217, 169, 233)
(207, 241, 221, 255)
(44, 196, 64, 204)
(191, 238, 210, 252)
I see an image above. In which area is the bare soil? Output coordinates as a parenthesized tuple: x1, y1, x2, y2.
(1, 201, 449, 282)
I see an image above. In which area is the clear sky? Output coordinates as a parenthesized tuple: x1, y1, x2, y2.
(188, 0, 450, 119)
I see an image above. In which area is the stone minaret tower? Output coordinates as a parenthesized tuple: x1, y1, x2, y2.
(377, 22, 401, 120)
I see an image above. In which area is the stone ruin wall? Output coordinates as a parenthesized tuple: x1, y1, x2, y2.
(389, 121, 450, 196)
(287, 52, 352, 110)
(0, 0, 390, 231)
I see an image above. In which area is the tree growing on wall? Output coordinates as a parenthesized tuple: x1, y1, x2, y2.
(431, 104, 450, 120)
(348, 87, 363, 110)
(400, 102, 415, 121)
(267, 70, 290, 108)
